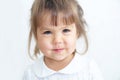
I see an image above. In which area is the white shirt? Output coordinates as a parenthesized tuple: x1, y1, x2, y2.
(23, 53, 104, 80)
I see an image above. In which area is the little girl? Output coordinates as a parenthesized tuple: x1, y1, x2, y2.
(23, 0, 104, 80)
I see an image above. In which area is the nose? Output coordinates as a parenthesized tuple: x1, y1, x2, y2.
(53, 34, 63, 45)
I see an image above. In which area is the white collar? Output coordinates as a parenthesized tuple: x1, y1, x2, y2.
(31, 53, 90, 78)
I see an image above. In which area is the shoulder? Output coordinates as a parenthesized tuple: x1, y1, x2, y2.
(75, 52, 91, 67)
(23, 56, 44, 80)
(76, 53, 104, 80)
(75, 53, 100, 70)
(88, 59, 104, 80)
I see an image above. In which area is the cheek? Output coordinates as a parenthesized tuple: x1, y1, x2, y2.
(37, 38, 52, 50)
(64, 38, 77, 54)
(65, 37, 77, 48)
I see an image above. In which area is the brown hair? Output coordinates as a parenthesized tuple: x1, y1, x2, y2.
(28, 0, 88, 59)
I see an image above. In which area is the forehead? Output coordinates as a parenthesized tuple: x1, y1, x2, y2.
(39, 23, 76, 31)
(37, 10, 75, 28)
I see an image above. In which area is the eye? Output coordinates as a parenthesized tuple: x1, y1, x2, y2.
(43, 31, 52, 35)
(63, 29, 71, 33)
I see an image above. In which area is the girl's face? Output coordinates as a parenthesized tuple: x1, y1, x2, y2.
(36, 22, 77, 62)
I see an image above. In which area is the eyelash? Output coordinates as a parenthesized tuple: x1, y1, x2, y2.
(43, 31, 52, 35)
(43, 29, 70, 35)
(63, 29, 71, 33)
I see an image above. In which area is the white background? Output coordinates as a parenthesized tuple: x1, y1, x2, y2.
(0, 0, 120, 80)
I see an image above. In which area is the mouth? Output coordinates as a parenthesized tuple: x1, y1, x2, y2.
(53, 48, 64, 53)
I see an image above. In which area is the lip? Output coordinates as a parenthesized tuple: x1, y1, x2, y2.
(53, 48, 64, 53)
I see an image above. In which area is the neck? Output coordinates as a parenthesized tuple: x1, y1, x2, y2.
(44, 53, 75, 71)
